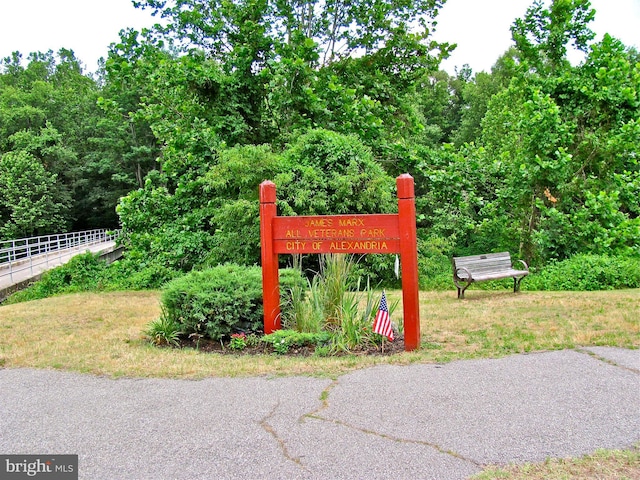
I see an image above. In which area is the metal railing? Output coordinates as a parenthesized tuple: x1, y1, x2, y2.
(0, 229, 120, 284)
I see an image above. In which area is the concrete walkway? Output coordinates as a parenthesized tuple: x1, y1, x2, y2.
(1, 347, 638, 479)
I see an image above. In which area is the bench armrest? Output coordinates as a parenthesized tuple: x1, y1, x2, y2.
(513, 259, 529, 271)
(453, 266, 473, 298)
(454, 266, 472, 282)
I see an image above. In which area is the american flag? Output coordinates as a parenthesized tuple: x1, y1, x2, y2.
(373, 290, 394, 341)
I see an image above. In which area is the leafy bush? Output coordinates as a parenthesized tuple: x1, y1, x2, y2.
(417, 234, 456, 290)
(276, 129, 395, 217)
(261, 329, 331, 354)
(4, 252, 182, 305)
(160, 264, 305, 341)
(526, 254, 640, 291)
(161, 264, 263, 340)
(100, 258, 181, 290)
(4, 253, 107, 303)
(47, 253, 106, 289)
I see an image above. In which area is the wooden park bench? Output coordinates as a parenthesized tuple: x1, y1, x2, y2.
(452, 252, 529, 299)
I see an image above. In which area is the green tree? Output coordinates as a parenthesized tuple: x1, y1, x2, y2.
(451, 48, 518, 146)
(126, 0, 452, 148)
(407, 0, 640, 265)
(407, 67, 469, 147)
(1, 49, 150, 230)
(476, 31, 639, 263)
(511, 0, 595, 74)
(0, 151, 68, 239)
(479, 79, 575, 260)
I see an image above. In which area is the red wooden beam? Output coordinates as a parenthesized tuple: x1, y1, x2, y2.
(397, 174, 420, 351)
(259, 181, 280, 334)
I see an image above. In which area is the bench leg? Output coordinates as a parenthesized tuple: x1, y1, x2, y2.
(454, 277, 472, 299)
(513, 277, 523, 293)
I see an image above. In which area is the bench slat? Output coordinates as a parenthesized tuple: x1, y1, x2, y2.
(456, 261, 513, 272)
(457, 269, 528, 281)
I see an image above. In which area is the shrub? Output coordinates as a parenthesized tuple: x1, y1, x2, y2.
(160, 264, 305, 341)
(417, 234, 456, 290)
(276, 129, 395, 217)
(262, 330, 331, 354)
(526, 254, 640, 291)
(97, 258, 181, 290)
(4, 253, 107, 303)
(161, 264, 263, 340)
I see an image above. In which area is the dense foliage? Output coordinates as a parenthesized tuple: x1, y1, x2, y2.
(1, 0, 638, 293)
(2, 252, 182, 305)
(160, 264, 305, 340)
(527, 254, 640, 291)
(0, 50, 159, 236)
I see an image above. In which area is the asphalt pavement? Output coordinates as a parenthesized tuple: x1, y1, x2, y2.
(1, 347, 638, 479)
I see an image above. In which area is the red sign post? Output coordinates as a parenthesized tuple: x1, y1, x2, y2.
(259, 174, 420, 351)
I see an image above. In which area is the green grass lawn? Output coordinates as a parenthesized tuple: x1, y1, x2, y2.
(1, 288, 638, 377)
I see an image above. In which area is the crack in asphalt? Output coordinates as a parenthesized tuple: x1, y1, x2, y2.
(259, 400, 308, 472)
(297, 377, 483, 469)
(262, 348, 639, 474)
(576, 348, 640, 375)
(302, 378, 339, 418)
(305, 413, 484, 468)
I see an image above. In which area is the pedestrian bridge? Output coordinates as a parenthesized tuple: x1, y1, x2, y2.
(0, 229, 122, 302)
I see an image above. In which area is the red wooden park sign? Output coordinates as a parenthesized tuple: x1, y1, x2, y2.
(259, 174, 420, 351)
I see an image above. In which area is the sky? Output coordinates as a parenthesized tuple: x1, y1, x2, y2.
(1, 0, 639, 75)
(433, 0, 640, 74)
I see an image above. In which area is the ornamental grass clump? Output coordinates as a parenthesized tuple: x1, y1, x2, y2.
(146, 313, 182, 347)
(283, 254, 398, 353)
(283, 254, 355, 332)
(333, 279, 384, 351)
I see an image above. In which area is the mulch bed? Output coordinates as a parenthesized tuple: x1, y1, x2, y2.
(174, 334, 407, 356)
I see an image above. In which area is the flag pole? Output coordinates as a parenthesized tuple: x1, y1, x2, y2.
(382, 289, 385, 354)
